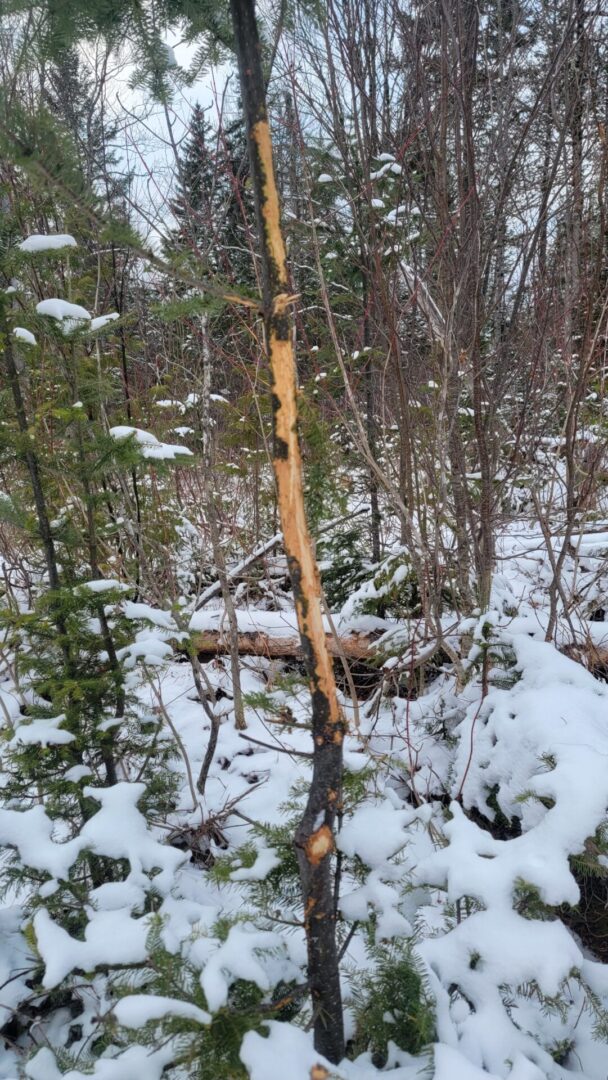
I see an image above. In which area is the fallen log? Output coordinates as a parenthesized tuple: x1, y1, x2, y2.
(193, 629, 377, 662)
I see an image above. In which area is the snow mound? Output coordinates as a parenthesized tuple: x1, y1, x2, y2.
(413, 630, 608, 1077)
(10, 714, 74, 748)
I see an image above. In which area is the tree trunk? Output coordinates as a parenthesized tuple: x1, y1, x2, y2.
(1, 309, 61, 594)
(192, 629, 377, 661)
(199, 319, 246, 730)
(230, 0, 345, 1062)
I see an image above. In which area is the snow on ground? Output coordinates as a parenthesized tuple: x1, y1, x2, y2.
(2, 518, 608, 1077)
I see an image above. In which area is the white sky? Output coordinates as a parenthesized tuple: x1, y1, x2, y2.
(99, 30, 235, 247)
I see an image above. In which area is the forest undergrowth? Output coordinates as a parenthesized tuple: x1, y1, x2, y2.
(1, 0, 608, 1077)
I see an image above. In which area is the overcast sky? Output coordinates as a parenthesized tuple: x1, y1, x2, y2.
(101, 28, 235, 248)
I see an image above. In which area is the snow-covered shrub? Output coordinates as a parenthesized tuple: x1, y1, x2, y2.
(344, 548, 458, 623)
(0, 582, 181, 1057)
(99, 916, 302, 1080)
(413, 626, 608, 1078)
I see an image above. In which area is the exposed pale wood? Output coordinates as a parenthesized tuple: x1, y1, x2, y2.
(193, 629, 377, 662)
(230, 0, 345, 1058)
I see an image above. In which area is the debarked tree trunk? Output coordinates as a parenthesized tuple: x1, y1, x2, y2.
(229, 0, 345, 1062)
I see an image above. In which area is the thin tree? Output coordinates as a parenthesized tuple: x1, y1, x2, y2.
(229, 0, 345, 1063)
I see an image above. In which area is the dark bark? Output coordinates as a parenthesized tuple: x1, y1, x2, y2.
(1, 310, 61, 593)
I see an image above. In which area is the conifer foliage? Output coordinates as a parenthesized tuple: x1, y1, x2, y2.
(169, 103, 252, 283)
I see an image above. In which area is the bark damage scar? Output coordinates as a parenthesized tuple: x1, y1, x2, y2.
(272, 291, 299, 316)
(304, 824, 334, 865)
(251, 118, 288, 285)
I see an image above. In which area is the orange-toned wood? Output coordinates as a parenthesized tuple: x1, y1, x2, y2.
(193, 630, 375, 662)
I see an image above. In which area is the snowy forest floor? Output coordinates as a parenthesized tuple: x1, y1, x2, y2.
(2, 516, 608, 1078)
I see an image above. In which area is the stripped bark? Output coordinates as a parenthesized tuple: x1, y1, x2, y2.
(230, 0, 345, 1061)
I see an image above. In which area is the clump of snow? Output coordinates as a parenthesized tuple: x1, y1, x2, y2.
(90, 313, 119, 332)
(13, 327, 36, 346)
(192, 923, 299, 1012)
(34, 907, 150, 989)
(122, 602, 177, 630)
(155, 398, 185, 411)
(116, 630, 175, 668)
(36, 298, 91, 334)
(338, 802, 426, 869)
(65, 765, 93, 782)
(79, 579, 131, 594)
(19, 234, 77, 253)
(10, 714, 74, 749)
(370, 163, 392, 180)
(0, 908, 35, 1031)
(114, 994, 210, 1028)
(230, 845, 280, 882)
(241, 1023, 333, 1080)
(109, 426, 194, 461)
(26, 1044, 174, 1080)
(241, 1020, 424, 1079)
(317, 173, 333, 183)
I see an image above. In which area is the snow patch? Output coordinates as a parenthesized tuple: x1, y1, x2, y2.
(109, 426, 194, 461)
(114, 994, 210, 1028)
(90, 312, 120, 332)
(13, 327, 36, 346)
(19, 234, 77, 253)
(36, 298, 91, 333)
